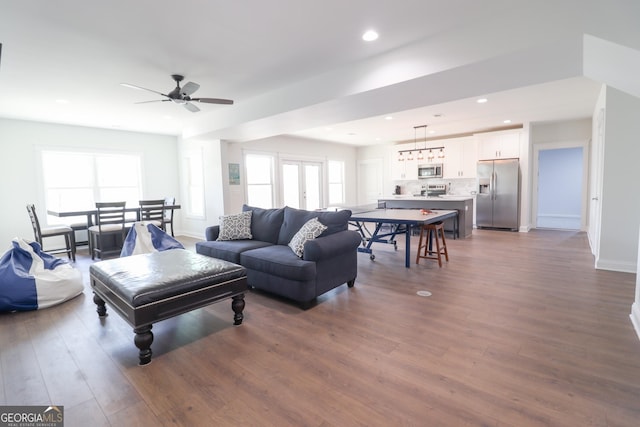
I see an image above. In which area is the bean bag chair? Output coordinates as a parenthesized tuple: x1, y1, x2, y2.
(120, 222, 184, 257)
(0, 238, 83, 312)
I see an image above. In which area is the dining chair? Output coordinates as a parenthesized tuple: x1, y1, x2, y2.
(139, 199, 165, 230)
(162, 196, 176, 236)
(88, 201, 126, 260)
(26, 204, 76, 261)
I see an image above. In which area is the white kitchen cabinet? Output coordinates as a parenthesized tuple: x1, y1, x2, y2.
(443, 137, 477, 178)
(477, 131, 520, 160)
(390, 144, 418, 180)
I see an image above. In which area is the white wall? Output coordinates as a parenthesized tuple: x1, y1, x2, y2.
(177, 135, 358, 238)
(177, 137, 225, 239)
(632, 230, 640, 341)
(355, 144, 394, 203)
(221, 135, 358, 214)
(598, 87, 640, 272)
(531, 118, 592, 142)
(0, 118, 179, 250)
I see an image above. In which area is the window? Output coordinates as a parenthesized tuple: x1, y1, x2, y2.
(245, 153, 275, 208)
(41, 150, 142, 225)
(327, 160, 345, 206)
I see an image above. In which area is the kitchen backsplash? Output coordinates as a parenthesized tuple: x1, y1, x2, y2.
(396, 178, 477, 196)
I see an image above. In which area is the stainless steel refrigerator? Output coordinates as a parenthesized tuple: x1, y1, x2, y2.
(477, 158, 519, 230)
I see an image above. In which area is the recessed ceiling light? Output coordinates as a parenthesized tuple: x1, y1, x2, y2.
(503, 119, 512, 124)
(55, 99, 69, 104)
(362, 30, 379, 42)
(385, 116, 393, 120)
(476, 98, 488, 104)
(325, 127, 333, 131)
(347, 132, 357, 136)
(429, 130, 436, 134)
(433, 113, 443, 118)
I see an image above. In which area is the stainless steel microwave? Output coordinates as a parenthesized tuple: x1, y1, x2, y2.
(418, 163, 443, 179)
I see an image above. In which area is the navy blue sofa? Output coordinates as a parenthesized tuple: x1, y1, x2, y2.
(195, 205, 361, 308)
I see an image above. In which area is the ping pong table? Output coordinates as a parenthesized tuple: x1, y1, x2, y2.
(349, 207, 458, 268)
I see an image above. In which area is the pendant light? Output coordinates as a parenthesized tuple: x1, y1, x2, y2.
(415, 125, 425, 160)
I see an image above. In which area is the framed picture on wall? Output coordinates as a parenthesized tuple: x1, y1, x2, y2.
(229, 163, 240, 185)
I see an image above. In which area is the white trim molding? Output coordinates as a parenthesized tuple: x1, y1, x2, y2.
(631, 302, 640, 343)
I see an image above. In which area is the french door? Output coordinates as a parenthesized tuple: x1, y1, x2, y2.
(281, 161, 323, 210)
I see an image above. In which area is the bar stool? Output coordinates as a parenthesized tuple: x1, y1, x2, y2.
(416, 221, 449, 267)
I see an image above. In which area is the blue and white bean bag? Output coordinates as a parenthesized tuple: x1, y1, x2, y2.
(0, 238, 83, 312)
(120, 222, 184, 257)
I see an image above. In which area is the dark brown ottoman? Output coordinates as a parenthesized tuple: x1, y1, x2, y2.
(89, 249, 248, 365)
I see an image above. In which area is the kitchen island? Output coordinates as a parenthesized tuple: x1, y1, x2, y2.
(378, 196, 474, 238)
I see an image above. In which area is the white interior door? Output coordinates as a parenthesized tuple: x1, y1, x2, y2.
(357, 158, 383, 206)
(588, 108, 605, 261)
(282, 161, 322, 210)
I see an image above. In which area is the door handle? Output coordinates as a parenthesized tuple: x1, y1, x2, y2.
(491, 172, 496, 200)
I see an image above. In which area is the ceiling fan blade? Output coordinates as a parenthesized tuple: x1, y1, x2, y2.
(121, 83, 167, 97)
(191, 97, 234, 105)
(184, 102, 200, 112)
(181, 81, 200, 96)
(134, 99, 170, 104)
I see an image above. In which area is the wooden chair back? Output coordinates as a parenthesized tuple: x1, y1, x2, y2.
(95, 201, 126, 232)
(139, 199, 165, 228)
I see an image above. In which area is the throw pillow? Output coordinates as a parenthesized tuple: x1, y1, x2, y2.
(217, 211, 253, 241)
(288, 217, 328, 258)
(277, 206, 351, 245)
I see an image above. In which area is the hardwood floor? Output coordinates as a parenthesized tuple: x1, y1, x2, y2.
(2, 230, 640, 426)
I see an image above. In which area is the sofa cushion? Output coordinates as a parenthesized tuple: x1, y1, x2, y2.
(288, 217, 327, 257)
(241, 245, 316, 282)
(195, 239, 272, 264)
(242, 204, 284, 244)
(217, 211, 252, 241)
(277, 207, 351, 245)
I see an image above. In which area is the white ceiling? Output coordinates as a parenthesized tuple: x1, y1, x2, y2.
(0, 1, 635, 146)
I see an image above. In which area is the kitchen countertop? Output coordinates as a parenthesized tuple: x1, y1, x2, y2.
(381, 195, 474, 201)
(378, 195, 475, 238)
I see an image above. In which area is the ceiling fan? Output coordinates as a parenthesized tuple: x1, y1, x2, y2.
(121, 74, 233, 112)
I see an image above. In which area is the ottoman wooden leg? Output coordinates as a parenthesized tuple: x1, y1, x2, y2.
(134, 325, 154, 365)
(93, 293, 107, 317)
(232, 293, 245, 325)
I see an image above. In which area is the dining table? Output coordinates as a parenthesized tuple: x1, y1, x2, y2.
(348, 207, 458, 268)
(47, 204, 181, 228)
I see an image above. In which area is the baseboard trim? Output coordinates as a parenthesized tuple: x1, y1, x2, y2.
(595, 258, 637, 273)
(631, 302, 640, 343)
(536, 214, 581, 230)
(178, 230, 205, 240)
